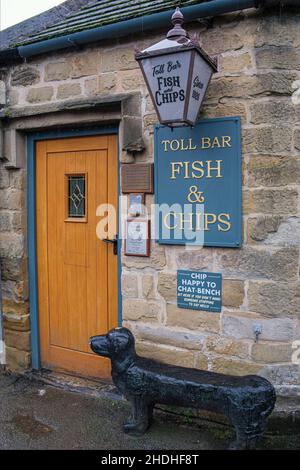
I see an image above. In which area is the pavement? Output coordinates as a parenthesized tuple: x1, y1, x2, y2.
(0, 371, 299, 450)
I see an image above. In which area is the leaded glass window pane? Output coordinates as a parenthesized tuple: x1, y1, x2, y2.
(68, 175, 86, 218)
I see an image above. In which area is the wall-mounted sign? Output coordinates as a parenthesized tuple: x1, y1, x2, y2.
(154, 117, 242, 247)
(124, 219, 150, 257)
(177, 270, 222, 312)
(135, 8, 217, 127)
(121, 164, 153, 194)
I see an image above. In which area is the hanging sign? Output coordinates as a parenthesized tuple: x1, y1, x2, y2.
(154, 117, 242, 247)
(177, 270, 222, 312)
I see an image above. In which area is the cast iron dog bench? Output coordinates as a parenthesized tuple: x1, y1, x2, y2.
(90, 327, 276, 449)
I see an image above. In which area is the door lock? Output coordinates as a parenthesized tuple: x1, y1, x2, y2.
(102, 235, 118, 255)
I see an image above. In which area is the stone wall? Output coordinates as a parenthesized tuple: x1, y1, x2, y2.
(0, 7, 299, 400)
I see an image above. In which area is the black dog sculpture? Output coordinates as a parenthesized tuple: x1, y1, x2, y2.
(90, 327, 276, 449)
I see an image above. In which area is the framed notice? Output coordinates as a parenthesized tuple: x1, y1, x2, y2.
(125, 219, 150, 257)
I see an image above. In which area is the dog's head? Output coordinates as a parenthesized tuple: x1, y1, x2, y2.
(90, 327, 135, 361)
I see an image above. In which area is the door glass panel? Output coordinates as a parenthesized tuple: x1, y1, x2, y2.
(68, 175, 86, 218)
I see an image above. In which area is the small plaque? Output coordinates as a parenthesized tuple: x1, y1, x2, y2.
(177, 270, 222, 312)
(129, 193, 145, 216)
(125, 218, 150, 257)
(121, 163, 153, 193)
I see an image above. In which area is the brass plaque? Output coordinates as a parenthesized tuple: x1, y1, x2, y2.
(121, 163, 153, 193)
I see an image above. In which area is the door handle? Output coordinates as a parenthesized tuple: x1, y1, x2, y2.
(102, 235, 118, 255)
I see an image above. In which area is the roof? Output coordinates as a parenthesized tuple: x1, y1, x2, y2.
(17, 0, 202, 47)
(0, 0, 91, 51)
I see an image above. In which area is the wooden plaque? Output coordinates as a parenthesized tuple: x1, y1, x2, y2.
(121, 163, 153, 193)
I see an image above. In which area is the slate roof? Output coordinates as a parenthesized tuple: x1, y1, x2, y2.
(17, 0, 203, 47)
(0, 0, 91, 50)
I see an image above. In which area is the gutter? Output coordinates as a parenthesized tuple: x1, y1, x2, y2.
(0, 0, 297, 61)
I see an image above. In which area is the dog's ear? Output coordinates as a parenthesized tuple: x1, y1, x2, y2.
(109, 331, 133, 355)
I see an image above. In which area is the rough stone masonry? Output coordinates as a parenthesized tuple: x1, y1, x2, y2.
(0, 7, 299, 408)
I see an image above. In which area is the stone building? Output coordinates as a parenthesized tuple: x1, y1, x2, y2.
(0, 0, 299, 413)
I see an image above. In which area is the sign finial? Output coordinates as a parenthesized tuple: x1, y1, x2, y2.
(167, 7, 188, 40)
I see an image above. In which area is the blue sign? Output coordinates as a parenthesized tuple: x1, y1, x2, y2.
(177, 270, 222, 312)
(154, 117, 242, 247)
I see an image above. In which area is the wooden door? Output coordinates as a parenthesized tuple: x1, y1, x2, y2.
(36, 135, 118, 379)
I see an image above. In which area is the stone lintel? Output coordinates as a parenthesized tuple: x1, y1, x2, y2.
(0, 92, 145, 169)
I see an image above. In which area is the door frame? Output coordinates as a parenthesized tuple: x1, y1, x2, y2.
(27, 126, 121, 370)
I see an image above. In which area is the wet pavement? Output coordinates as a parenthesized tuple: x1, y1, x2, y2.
(0, 372, 299, 450)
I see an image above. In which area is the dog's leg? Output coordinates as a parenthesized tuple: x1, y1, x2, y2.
(124, 396, 151, 436)
(230, 413, 267, 450)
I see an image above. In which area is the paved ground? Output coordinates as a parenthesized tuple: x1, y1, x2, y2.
(0, 372, 299, 450)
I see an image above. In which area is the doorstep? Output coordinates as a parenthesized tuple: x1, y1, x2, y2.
(20, 368, 123, 402)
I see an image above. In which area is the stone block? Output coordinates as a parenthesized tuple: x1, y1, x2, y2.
(142, 274, 156, 299)
(175, 248, 213, 271)
(5, 346, 31, 370)
(72, 52, 98, 78)
(136, 341, 196, 368)
(205, 73, 296, 103)
(204, 335, 250, 360)
(101, 48, 137, 72)
(122, 116, 145, 152)
(134, 323, 206, 350)
(122, 299, 161, 322)
(254, 15, 300, 48)
(248, 155, 300, 187)
(7, 89, 19, 107)
(11, 66, 40, 87)
(0, 257, 25, 281)
(3, 313, 30, 332)
(121, 273, 138, 298)
(243, 188, 298, 215)
(0, 167, 9, 188)
(247, 216, 283, 243)
(222, 312, 294, 342)
(250, 100, 296, 125)
(248, 281, 300, 317)
(220, 52, 252, 74)
(242, 126, 292, 154)
(26, 86, 53, 103)
(0, 80, 6, 106)
(248, 216, 300, 246)
(157, 272, 176, 302)
(215, 246, 299, 281)
(222, 279, 245, 308)
(294, 128, 300, 151)
(251, 341, 292, 364)
(4, 329, 31, 352)
(166, 303, 220, 334)
(0, 189, 23, 210)
(57, 83, 81, 100)
(116, 69, 144, 92)
(256, 45, 300, 70)
(200, 102, 247, 124)
(201, 29, 244, 54)
(0, 232, 24, 258)
(45, 61, 72, 81)
(211, 357, 261, 376)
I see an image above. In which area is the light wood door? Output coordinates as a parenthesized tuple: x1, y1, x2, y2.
(36, 135, 118, 379)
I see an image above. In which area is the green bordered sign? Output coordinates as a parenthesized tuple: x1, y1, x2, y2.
(154, 117, 242, 247)
(177, 270, 222, 312)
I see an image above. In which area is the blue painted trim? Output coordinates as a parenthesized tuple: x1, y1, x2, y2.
(17, 0, 257, 59)
(27, 126, 121, 370)
(154, 116, 242, 248)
